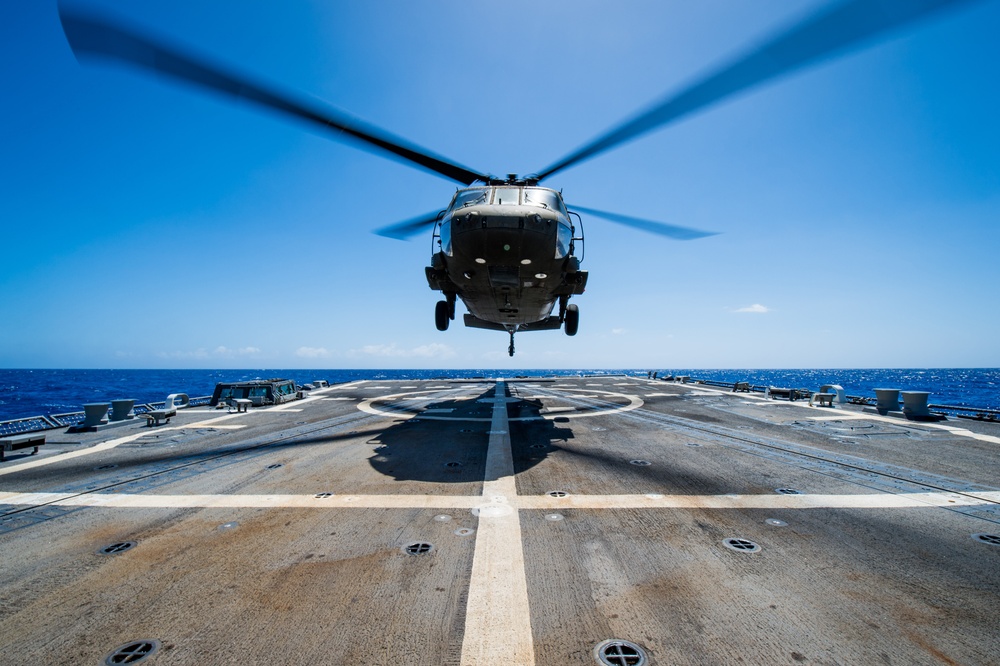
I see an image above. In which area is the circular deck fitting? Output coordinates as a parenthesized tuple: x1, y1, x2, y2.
(775, 487, 802, 495)
(218, 522, 239, 530)
(547, 490, 569, 498)
(685, 442, 702, 447)
(314, 492, 334, 499)
(593, 639, 648, 666)
(402, 542, 434, 556)
(973, 533, 1000, 546)
(266, 464, 283, 470)
(545, 514, 564, 522)
(434, 514, 452, 522)
(94, 464, 118, 471)
(454, 528, 475, 537)
(723, 538, 761, 553)
(629, 459, 651, 466)
(444, 461, 463, 468)
(765, 518, 788, 527)
(98, 541, 137, 556)
(104, 639, 161, 665)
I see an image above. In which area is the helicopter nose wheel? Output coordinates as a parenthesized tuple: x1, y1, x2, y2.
(435, 300, 450, 331)
(508, 331, 515, 357)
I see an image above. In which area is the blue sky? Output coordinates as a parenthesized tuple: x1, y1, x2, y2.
(2, 0, 998, 369)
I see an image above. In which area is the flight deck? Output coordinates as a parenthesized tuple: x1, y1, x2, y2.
(1, 376, 998, 665)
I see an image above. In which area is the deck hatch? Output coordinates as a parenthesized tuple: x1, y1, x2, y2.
(973, 533, 1000, 546)
(594, 639, 648, 665)
(775, 487, 801, 495)
(104, 640, 161, 665)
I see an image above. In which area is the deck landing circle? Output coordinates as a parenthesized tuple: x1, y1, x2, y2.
(357, 387, 643, 422)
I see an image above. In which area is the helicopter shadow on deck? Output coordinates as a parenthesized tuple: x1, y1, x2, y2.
(366, 388, 574, 484)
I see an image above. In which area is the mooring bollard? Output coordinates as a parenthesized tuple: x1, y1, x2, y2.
(110, 399, 136, 422)
(873, 389, 901, 414)
(901, 391, 932, 418)
(82, 403, 111, 427)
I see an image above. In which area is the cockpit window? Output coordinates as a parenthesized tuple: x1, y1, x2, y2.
(523, 188, 566, 214)
(492, 187, 520, 205)
(451, 189, 488, 210)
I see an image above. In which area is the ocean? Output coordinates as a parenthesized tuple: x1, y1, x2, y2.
(0, 368, 997, 422)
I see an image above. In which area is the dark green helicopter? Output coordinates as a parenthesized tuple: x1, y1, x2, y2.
(58, 0, 979, 356)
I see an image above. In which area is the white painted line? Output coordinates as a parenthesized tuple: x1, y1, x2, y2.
(2, 490, 995, 512)
(462, 380, 534, 666)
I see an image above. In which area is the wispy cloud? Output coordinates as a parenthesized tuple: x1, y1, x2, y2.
(214, 346, 261, 357)
(350, 343, 455, 359)
(157, 346, 261, 359)
(734, 304, 770, 314)
(611, 328, 627, 335)
(296, 346, 331, 359)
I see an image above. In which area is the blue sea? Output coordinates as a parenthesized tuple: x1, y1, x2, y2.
(0, 368, 997, 422)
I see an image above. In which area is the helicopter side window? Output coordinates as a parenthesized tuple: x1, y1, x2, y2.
(440, 218, 453, 256)
(492, 187, 520, 205)
(555, 221, 572, 259)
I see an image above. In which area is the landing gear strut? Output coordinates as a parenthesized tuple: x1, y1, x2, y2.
(508, 330, 515, 357)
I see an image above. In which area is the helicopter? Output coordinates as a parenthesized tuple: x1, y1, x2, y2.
(57, 0, 982, 356)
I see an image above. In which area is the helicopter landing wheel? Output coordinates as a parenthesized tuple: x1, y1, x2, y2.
(435, 300, 450, 331)
(564, 304, 579, 336)
(508, 331, 515, 357)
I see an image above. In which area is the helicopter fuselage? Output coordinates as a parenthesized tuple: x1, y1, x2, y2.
(425, 185, 587, 338)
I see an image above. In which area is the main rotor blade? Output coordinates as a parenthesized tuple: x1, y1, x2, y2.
(59, 8, 490, 186)
(535, 0, 981, 182)
(570, 205, 717, 241)
(374, 210, 444, 240)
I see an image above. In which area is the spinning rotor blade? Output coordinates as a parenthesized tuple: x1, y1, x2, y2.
(59, 8, 490, 186)
(570, 205, 717, 241)
(534, 0, 982, 182)
(374, 210, 444, 240)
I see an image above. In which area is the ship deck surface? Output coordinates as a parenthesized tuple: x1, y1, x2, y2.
(1, 376, 998, 665)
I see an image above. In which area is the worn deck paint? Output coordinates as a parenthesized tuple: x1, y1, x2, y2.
(1, 376, 998, 665)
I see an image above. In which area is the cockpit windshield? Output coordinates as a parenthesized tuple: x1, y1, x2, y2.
(492, 187, 520, 205)
(523, 188, 566, 214)
(451, 188, 489, 210)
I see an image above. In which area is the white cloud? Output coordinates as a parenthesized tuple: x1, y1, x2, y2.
(735, 304, 770, 314)
(350, 343, 455, 359)
(296, 346, 332, 359)
(213, 346, 262, 357)
(157, 346, 261, 359)
(611, 328, 627, 335)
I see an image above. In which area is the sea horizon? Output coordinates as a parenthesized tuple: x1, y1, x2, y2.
(1, 367, 997, 422)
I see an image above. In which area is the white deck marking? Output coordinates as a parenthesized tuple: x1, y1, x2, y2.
(2, 490, 996, 511)
(461, 381, 535, 666)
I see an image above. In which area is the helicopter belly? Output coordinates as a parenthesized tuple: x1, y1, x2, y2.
(448, 215, 561, 327)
